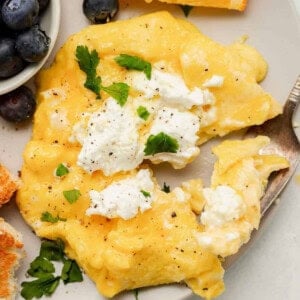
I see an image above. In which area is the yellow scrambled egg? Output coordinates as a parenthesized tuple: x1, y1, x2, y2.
(17, 12, 288, 299)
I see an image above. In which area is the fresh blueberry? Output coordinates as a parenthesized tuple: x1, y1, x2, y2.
(38, 0, 49, 12)
(1, 0, 39, 30)
(83, 0, 119, 24)
(0, 37, 25, 78)
(0, 86, 36, 122)
(16, 25, 50, 63)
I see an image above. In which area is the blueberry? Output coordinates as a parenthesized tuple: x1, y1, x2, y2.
(0, 86, 36, 122)
(1, 0, 39, 30)
(83, 0, 119, 24)
(0, 37, 25, 78)
(16, 25, 50, 63)
(38, 0, 49, 12)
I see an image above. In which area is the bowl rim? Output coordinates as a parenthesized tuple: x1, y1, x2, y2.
(0, 0, 61, 95)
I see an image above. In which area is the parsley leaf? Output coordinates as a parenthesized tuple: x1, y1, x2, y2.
(144, 132, 179, 156)
(39, 240, 65, 262)
(180, 5, 194, 17)
(76, 45, 101, 98)
(63, 189, 81, 204)
(140, 190, 151, 198)
(41, 212, 66, 223)
(21, 274, 60, 300)
(27, 256, 55, 278)
(102, 82, 129, 106)
(115, 54, 152, 80)
(162, 182, 170, 193)
(137, 106, 150, 120)
(55, 163, 69, 177)
(61, 259, 83, 284)
(134, 289, 139, 300)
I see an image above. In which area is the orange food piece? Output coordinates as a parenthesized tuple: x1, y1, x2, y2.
(0, 218, 24, 299)
(145, 0, 248, 11)
(0, 164, 18, 207)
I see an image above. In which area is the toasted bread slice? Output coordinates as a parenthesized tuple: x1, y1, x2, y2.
(0, 218, 24, 300)
(145, 0, 248, 11)
(0, 165, 18, 208)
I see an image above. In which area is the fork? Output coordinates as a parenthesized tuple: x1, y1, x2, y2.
(224, 75, 300, 268)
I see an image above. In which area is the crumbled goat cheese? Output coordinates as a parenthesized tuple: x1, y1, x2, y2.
(201, 185, 246, 228)
(77, 98, 143, 176)
(86, 169, 154, 220)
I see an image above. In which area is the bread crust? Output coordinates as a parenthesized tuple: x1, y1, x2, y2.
(0, 165, 18, 208)
(0, 165, 22, 300)
(0, 218, 24, 300)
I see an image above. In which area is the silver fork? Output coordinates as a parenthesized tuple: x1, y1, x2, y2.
(224, 75, 300, 268)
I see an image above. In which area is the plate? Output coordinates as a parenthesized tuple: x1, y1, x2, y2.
(0, 0, 299, 299)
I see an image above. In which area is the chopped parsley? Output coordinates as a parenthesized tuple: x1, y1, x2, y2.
(21, 274, 60, 300)
(76, 45, 130, 105)
(180, 5, 194, 17)
(61, 259, 84, 284)
(41, 212, 66, 223)
(76, 45, 101, 98)
(140, 190, 151, 198)
(21, 239, 83, 300)
(63, 189, 81, 204)
(144, 132, 179, 156)
(134, 288, 139, 300)
(55, 163, 69, 177)
(162, 182, 170, 193)
(39, 239, 65, 262)
(101, 82, 130, 106)
(137, 106, 150, 121)
(27, 256, 55, 278)
(115, 54, 152, 80)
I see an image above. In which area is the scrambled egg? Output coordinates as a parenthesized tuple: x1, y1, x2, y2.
(17, 12, 288, 299)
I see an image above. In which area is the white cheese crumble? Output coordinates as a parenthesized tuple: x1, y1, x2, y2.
(146, 107, 200, 169)
(201, 185, 246, 228)
(202, 75, 224, 88)
(130, 68, 215, 109)
(173, 187, 190, 202)
(86, 169, 154, 220)
(77, 98, 143, 176)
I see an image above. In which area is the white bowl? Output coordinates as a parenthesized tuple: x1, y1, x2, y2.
(0, 0, 61, 95)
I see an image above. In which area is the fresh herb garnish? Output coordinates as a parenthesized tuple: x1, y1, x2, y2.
(39, 239, 65, 262)
(63, 189, 81, 204)
(140, 190, 151, 198)
(162, 182, 170, 193)
(76, 45, 130, 105)
(137, 106, 150, 120)
(76, 45, 101, 98)
(21, 274, 60, 300)
(180, 5, 194, 17)
(61, 259, 84, 284)
(102, 82, 130, 107)
(55, 163, 69, 177)
(21, 239, 83, 300)
(115, 54, 152, 80)
(144, 132, 179, 156)
(134, 288, 139, 300)
(41, 212, 66, 223)
(27, 256, 55, 278)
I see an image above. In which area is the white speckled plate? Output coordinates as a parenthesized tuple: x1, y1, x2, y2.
(0, 0, 299, 299)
